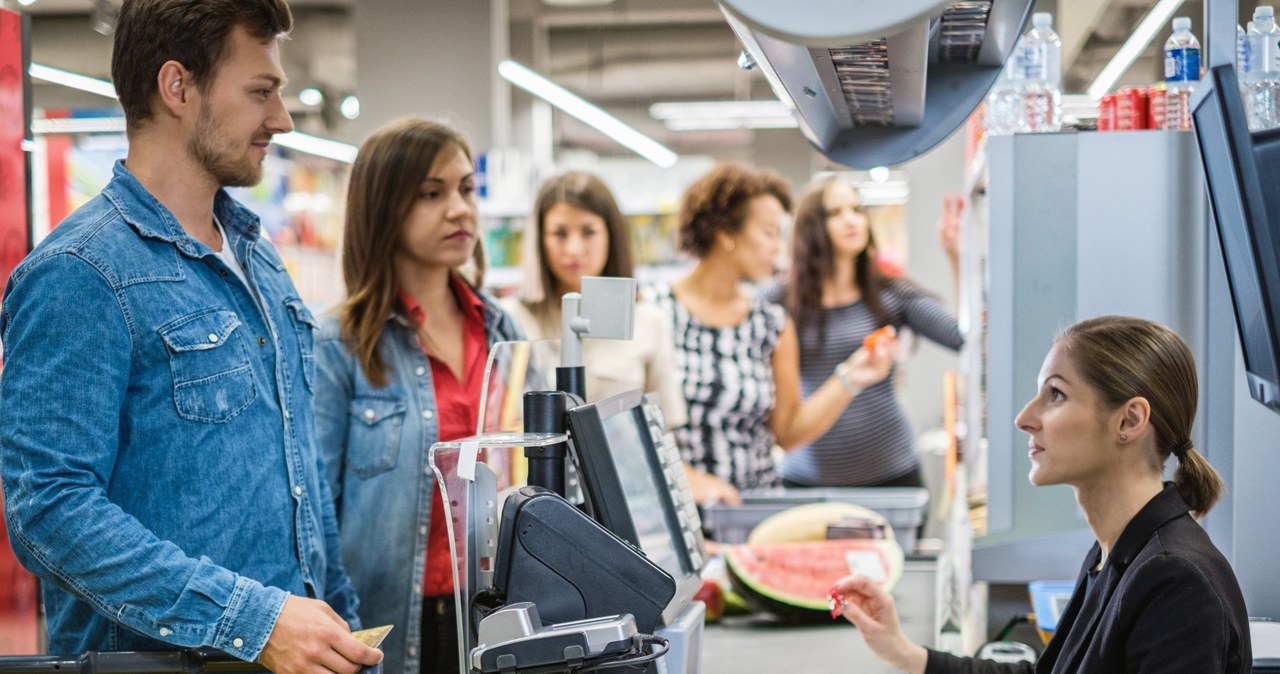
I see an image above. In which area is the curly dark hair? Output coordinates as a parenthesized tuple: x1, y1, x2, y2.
(677, 161, 791, 257)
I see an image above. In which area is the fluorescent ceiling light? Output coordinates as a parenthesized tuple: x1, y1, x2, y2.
(662, 117, 798, 131)
(650, 100, 792, 120)
(28, 63, 357, 163)
(32, 117, 127, 134)
(298, 87, 324, 106)
(272, 132, 358, 163)
(498, 59, 678, 168)
(1086, 0, 1185, 99)
(29, 63, 119, 99)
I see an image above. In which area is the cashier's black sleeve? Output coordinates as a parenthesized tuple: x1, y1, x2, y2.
(924, 650, 1034, 674)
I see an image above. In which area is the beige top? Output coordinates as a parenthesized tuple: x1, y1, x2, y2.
(500, 297, 689, 429)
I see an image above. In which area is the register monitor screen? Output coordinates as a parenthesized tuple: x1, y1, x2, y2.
(1192, 64, 1280, 413)
(566, 389, 703, 623)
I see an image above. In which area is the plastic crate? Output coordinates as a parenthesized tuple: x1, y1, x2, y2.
(699, 487, 929, 546)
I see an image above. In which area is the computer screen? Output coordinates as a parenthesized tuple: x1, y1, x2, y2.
(598, 409, 684, 577)
(1192, 64, 1280, 413)
(566, 388, 704, 625)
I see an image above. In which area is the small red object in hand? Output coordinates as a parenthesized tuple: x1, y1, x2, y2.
(828, 585, 847, 620)
(862, 326, 896, 352)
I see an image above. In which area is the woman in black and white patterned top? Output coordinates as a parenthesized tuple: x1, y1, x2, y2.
(776, 179, 963, 488)
(649, 162, 895, 504)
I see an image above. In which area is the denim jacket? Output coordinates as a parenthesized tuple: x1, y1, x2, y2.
(0, 161, 359, 659)
(314, 294, 522, 674)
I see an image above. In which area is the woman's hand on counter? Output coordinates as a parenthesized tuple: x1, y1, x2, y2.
(684, 464, 743, 506)
(832, 574, 928, 674)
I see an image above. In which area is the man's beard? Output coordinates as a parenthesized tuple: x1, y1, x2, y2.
(188, 100, 265, 188)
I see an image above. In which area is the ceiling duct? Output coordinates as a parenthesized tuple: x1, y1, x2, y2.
(716, 0, 1034, 167)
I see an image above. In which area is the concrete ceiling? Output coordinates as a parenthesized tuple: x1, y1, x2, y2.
(12, 0, 1263, 155)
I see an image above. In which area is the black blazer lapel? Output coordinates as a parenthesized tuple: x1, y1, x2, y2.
(1038, 543, 1101, 673)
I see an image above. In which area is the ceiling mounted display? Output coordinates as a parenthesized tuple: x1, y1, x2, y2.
(716, 0, 1034, 168)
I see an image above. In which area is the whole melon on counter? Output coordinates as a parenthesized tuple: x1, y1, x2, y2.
(723, 503, 905, 622)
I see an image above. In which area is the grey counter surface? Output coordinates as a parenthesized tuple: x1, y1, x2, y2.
(700, 561, 937, 674)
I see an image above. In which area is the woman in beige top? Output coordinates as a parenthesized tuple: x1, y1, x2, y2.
(501, 171, 688, 428)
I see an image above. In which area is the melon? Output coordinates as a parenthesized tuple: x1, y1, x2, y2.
(722, 502, 905, 622)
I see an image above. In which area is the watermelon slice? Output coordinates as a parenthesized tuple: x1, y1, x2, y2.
(723, 539, 903, 623)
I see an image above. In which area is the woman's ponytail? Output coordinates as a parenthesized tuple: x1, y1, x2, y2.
(1173, 445, 1225, 518)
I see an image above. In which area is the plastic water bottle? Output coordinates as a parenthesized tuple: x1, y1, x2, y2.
(983, 59, 1021, 136)
(1018, 12, 1062, 132)
(1164, 17, 1200, 131)
(1249, 7, 1280, 129)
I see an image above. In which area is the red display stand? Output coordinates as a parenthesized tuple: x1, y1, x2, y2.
(0, 6, 41, 656)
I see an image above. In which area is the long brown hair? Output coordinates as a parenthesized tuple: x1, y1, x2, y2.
(113, 0, 293, 133)
(1059, 315, 1225, 517)
(339, 118, 485, 387)
(785, 178, 892, 342)
(522, 172, 634, 317)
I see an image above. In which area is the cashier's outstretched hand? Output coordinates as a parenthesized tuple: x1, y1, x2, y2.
(259, 595, 383, 674)
(833, 574, 928, 674)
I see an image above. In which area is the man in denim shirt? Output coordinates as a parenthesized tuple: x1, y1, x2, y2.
(0, 2, 381, 673)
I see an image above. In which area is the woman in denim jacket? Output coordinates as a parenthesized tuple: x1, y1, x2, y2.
(314, 119, 523, 674)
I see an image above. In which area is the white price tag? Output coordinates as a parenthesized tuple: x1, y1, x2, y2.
(458, 441, 479, 481)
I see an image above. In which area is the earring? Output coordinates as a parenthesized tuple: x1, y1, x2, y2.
(1119, 433, 1128, 442)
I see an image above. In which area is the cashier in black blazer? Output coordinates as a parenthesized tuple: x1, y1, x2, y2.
(833, 315, 1251, 674)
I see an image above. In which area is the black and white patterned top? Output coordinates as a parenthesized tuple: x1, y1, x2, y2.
(768, 281, 963, 486)
(647, 283, 787, 491)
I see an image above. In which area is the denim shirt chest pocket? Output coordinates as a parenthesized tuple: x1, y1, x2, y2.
(285, 298, 320, 392)
(158, 309, 258, 423)
(347, 397, 406, 478)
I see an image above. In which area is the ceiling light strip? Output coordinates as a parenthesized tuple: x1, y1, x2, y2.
(28, 63, 358, 163)
(1086, 0, 1186, 99)
(498, 59, 678, 168)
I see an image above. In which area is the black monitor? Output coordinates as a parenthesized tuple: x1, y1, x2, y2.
(1192, 64, 1280, 413)
(565, 389, 705, 625)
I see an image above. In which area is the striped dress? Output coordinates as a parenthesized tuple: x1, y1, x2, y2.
(648, 284, 787, 491)
(770, 281, 963, 486)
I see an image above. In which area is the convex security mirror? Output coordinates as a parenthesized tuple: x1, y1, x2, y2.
(717, 0, 1035, 168)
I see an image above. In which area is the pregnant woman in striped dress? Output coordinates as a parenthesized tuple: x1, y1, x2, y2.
(775, 179, 963, 488)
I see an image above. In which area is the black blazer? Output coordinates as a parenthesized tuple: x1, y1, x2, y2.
(928, 483, 1251, 673)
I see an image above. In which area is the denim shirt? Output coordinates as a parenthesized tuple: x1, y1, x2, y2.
(0, 161, 359, 659)
(313, 294, 522, 674)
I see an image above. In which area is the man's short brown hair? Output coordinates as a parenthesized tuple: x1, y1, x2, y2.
(111, 0, 293, 132)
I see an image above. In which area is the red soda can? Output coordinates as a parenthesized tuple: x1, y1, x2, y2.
(1115, 87, 1149, 130)
(1098, 93, 1117, 131)
(1148, 83, 1167, 130)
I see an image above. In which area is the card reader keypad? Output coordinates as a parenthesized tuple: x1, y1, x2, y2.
(642, 394, 707, 572)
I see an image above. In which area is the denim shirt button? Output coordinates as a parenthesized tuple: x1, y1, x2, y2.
(363, 409, 376, 421)
(158, 627, 171, 637)
(207, 334, 219, 343)
(413, 584, 421, 594)
(232, 638, 244, 649)
(408, 646, 417, 657)
(422, 409, 434, 420)
(293, 486, 303, 496)
(419, 525, 427, 536)
(415, 366, 426, 376)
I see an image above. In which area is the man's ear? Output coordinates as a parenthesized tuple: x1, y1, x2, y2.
(155, 60, 192, 116)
